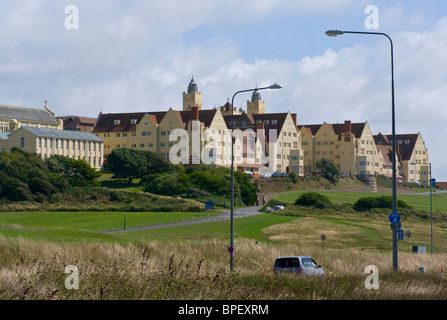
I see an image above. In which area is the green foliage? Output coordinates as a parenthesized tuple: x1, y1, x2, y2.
(288, 171, 298, 183)
(235, 171, 257, 206)
(107, 148, 149, 184)
(107, 148, 175, 184)
(0, 148, 57, 201)
(143, 173, 191, 196)
(316, 158, 340, 184)
(295, 192, 333, 209)
(141, 164, 257, 206)
(354, 196, 413, 211)
(47, 155, 100, 186)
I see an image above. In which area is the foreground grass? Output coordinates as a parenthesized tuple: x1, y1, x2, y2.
(1, 237, 446, 300)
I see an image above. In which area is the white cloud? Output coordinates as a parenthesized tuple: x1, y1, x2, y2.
(0, 1, 446, 178)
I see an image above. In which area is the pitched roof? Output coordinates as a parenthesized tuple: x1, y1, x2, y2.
(0, 104, 59, 124)
(12, 126, 103, 142)
(376, 145, 393, 166)
(374, 133, 420, 161)
(58, 116, 96, 130)
(92, 112, 146, 133)
(179, 109, 218, 128)
(298, 122, 366, 140)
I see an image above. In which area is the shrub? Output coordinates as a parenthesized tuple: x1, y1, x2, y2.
(354, 196, 412, 211)
(295, 192, 333, 209)
(289, 171, 298, 183)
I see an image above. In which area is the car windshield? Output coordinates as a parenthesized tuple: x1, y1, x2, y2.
(301, 257, 318, 268)
(274, 258, 300, 268)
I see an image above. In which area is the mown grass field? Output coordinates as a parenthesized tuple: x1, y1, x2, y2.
(1, 189, 447, 300)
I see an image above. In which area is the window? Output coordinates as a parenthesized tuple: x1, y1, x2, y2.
(131, 119, 137, 124)
(116, 133, 121, 137)
(140, 144, 144, 148)
(20, 137, 25, 148)
(114, 120, 120, 125)
(123, 133, 127, 137)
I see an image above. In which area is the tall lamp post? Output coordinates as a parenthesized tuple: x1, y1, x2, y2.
(326, 29, 399, 271)
(430, 163, 433, 255)
(230, 83, 282, 272)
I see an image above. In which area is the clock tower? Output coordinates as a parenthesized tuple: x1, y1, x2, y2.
(183, 77, 203, 111)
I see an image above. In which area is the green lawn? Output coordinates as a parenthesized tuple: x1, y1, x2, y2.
(0, 209, 299, 244)
(0, 210, 220, 242)
(273, 190, 447, 213)
(111, 213, 299, 243)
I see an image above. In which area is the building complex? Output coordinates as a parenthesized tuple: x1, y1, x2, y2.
(0, 79, 430, 184)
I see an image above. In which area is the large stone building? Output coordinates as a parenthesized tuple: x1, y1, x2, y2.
(298, 120, 429, 185)
(0, 126, 104, 170)
(93, 79, 304, 176)
(0, 101, 63, 132)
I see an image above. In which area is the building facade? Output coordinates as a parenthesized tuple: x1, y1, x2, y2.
(0, 126, 104, 170)
(374, 132, 429, 185)
(92, 79, 304, 176)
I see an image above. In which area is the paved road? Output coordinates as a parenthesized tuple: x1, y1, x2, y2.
(100, 206, 263, 234)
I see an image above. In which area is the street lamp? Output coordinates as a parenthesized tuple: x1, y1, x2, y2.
(326, 29, 399, 271)
(230, 83, 282, 272)
(430, 163, 433, 255)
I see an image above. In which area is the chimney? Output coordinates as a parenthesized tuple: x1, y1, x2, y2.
(291, 114, 297, 127)
(344, 120, 351, 133)
(344, 120, 352, 142)
(191, 106, 199, 121)
(256, 122, 265, 130)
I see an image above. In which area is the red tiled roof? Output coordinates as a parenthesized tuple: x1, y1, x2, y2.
(92, 112, 146, 133)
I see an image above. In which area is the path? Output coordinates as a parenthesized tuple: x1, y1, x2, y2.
(100, 206, 263, 234)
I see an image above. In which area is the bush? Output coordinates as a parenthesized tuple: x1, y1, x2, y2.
(354, 196, 412, 211)
(295, 192, 333, 209)
(289, 171, 298, 183)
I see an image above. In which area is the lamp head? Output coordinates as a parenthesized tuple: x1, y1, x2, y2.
(326, 30, 344, 37)
(269, 83, 283, 90)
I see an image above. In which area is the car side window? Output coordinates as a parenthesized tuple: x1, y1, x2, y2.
(301, 257, 318, 268)
(275, 258, 300, 268)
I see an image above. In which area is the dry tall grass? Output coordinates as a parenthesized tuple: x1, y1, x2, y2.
(1, 235, 446, 300)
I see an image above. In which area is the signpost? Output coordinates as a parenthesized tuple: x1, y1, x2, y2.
(406, 230, 411, 253)
(389, 212, 400, 225)
(321, 234, 326, 250)
(205, 201, 214, 211)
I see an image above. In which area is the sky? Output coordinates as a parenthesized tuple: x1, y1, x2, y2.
(1, 0, 447, 179)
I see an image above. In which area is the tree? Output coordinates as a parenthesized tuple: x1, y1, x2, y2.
(47, 155, 100, 186)
(316, 158, 340, 184)
(107, 148, 149, 184)
(235, 171, 257, 206)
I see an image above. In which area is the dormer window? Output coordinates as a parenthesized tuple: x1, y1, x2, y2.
(114, 120, 120, 125)
(131, 119, 137, 124)
(272, 120, 277, 125)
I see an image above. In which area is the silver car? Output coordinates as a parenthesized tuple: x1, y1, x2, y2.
(273, 256, 324, 276)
